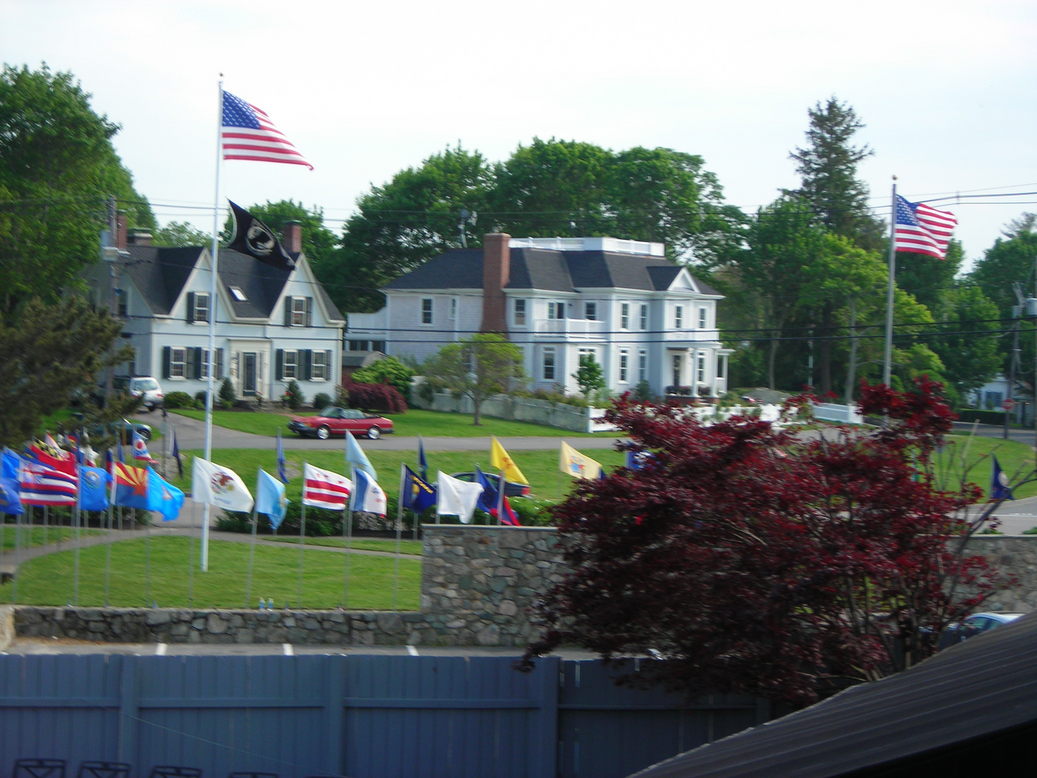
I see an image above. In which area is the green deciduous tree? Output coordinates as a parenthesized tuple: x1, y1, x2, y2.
(153, 220, 212, 248)
(928, 284, 1002, 398)
(238, 199, 338, 268)
(422, 333, 525, 425)
(0, 296, 126, 446)
(351, 355, 416, 401)
(0, 64, 154, 314)
(572, 354, 606, 403)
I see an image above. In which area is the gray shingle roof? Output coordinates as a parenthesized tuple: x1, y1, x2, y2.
(123, 245, 342, 321)
(383, 247, 714, 294)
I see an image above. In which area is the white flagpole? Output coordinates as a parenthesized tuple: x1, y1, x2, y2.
(882, 176, 898, 387)
(392, 463, 406, 609)
(342, 466, 356, 608)
(201, 75, 224, 572)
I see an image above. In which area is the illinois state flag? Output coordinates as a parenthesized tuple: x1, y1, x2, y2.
(302, 463, 351, 510)
(192, 457, 254, 512)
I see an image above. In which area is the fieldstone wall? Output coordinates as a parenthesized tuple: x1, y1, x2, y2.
(14, 526, 566, 646)
(13, 530, 1037, 646)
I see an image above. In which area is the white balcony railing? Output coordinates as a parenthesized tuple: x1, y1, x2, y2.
(531, 318, 608, 339)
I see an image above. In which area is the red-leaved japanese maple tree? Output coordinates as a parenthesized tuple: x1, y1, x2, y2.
(523, 379, 1008, 705)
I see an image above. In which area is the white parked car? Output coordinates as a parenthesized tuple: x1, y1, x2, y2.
(117, 376, 165, 412)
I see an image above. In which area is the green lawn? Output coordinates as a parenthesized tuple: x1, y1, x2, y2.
(263, 536, 423, 555)
(5, 536, 420, 610)
(932, 433, 1037, 500)
(171, 407, 613, 438)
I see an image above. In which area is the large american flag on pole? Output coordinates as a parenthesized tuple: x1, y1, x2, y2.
(893, 194, 957, 259)
(302, 463, 351, 510)
(221, 91, 313, 169)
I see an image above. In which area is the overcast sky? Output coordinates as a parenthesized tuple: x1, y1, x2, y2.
(5, 0, 1035, 270)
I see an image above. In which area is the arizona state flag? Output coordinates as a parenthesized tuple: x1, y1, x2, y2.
(227, 200, 296, 271)
(113, 463, 150, 511)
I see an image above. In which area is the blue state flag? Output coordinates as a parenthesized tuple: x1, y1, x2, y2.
(78, 465, 111, 511)
(475, 466, 500, 514)
(401, 465, 436, 513)
(171, 427, 183, 478)
(256, 468, 288, 530)
(418, 437, 428, 481)
(146, 467, 185, 521)
(2, 448, 21, 481)
(346, 431, 377, 480)
(992, 455, 1014, 501)
(276, 431, 288, 484)
(0, 475, 23, 515)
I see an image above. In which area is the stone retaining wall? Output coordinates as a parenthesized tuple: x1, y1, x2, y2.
(14, 526, 565, 646)
(12, 530, 1037, 646)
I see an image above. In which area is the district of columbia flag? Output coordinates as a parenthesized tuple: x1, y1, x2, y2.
(893, 194, 957, 259)
(560, 441, 604, 480)
(490, 437, 529, 486)
(256, 468, 289, 529)
(302, 462, 351, 510)
(351, 468, 387, 517)
(221, 90, 313, 169)
(191, 457, 254, 513)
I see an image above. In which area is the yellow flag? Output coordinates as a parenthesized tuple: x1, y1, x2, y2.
(560, 441, 603, 480)
(490, 437, 529, 485)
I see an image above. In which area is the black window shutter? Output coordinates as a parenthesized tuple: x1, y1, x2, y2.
(284, 299, 292, 327)
(189, 347, 202, 379)
(302, 349, 313, 380)
(326, 350, 333, 381)
(216, 348, 224, 379)
(275, 349, 284, 381)
(162, 346, 171, 379)
(186, 292, 195, 323)
(305, 297, 313, 327)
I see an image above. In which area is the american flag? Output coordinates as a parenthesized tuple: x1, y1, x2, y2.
(221, 91, 313, 169)
(302, 463, 351, 510)
(893, 194, 957, 259)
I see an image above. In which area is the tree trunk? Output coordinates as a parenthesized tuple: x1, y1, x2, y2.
(844, 298, 858, 403)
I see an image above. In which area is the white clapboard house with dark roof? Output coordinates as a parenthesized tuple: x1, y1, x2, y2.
(346, 234, 730, 398)
(87, 218, 344, 402)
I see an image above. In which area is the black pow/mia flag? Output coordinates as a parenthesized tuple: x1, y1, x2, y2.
(226, 200, 296, 271)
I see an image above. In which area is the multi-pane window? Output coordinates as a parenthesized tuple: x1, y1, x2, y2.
(585, 302, 597, 321)
(697, 352, 707, 383)
(192, 293, 210, 323)
(698, 306, 708, 329)
(639, 304, 648, 330)
(620, 303, 630, 329)
(619, 350, 629, 383)
(514, 299, 527, 326)
(548, 301, 566, 320)
(672, 354, 682, 387)
(312, 350, 329, 381)
(282, 349, 298, 379)
(169, 347, 187, 378)
(638, 350, 647, 382)
(542, 347, 556, 380)
(674, 305, 683, 329)
(290, 296, 308, 326)
(421, 298, 433, 324)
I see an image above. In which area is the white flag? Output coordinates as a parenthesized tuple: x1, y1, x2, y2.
(436, 470, 484, 523)
(351, 468, 387, 516)
(191, 457, 254, 512)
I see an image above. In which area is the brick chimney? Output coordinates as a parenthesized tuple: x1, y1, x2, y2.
(282, 220, 303, 254)
(115, 211, 128, 250)
(480, 233, 511, 333)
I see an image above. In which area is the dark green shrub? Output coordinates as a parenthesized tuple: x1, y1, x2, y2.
(218, 377, 237, 409)
(163, 391, 194, 409)
(194, 390, 209, 409)
(312, 392, 332, 410)
(282, 380, 304, 410)
(353, 356, 415, 400)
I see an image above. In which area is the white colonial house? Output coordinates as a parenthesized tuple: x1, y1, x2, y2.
(346, 234, 730, 398)
(86, 220, 344, 402)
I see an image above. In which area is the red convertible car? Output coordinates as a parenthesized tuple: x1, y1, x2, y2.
(288, 406, 394, 440)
